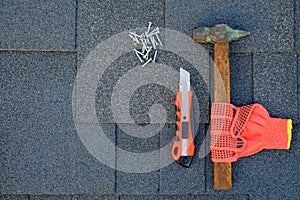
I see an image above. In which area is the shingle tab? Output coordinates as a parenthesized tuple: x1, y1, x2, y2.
(0, 0, 76, 50)
(295, 0, 300, 53)
(0, 195, 29, 200)
(120, 196, 160, 200)
(253, 53, 297, 121)
(77, 0, 165, 63)
(230, 53, 253, 106)
(159, 124, 206, 194)
(165, 0, 294, 53)
(116, 124, 162, 194)
(74, 195, 118, 200)
(0, 52, 76, 194)
(30, 196, 71, 200)
(120, 195, 249, 200)
(116, 171, 159, 195)
(0, 52, 76, 103)
(298, 55, 300, 121)
(163, 195, 249, 200)
(70, 123, 116, 194)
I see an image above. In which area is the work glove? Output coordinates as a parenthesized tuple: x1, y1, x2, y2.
(210, 103, 292, 162)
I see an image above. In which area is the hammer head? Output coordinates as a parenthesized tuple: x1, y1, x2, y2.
(193, 24, 250, 44)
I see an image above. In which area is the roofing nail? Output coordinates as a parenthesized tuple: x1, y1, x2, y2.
(143, 46, 152, 59)
(128, 34, 140, 44)
(145, 37, 151, 46)
(134, 49, 145, 63)
(150, 36, 158, 49)
(141, 39, 148, 49)
(140, 32, 146, 38)
(155, 34, 162, 46)
(152, 50, 158, 63)
(147, 30, 160, 37)
(141, 58, 152, 67)
(147, 22, 153, 34)
(149, 27, 159, 34)
(142, 44, 147, 53)
(129, 31, 141, 38)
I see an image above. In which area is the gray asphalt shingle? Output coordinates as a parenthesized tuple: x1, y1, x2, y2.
(295, 0, 300, 53)
(116, 171, 159, 195)
(0, 52, 115, 194)
(160, 195, 249, 200)
(0, 0, 299, 199)
(253, 53, 297, 121)
(299, 55, 300, 121)
(0, 195, 29, 200)
(120, 196, 160, 200)
(29, 196, 71, 200)
(0, 52, 75, 103)
(0, 0, 76, 50)
(159, 124, 206, 194)
(74, 195, 118, 200)
(70, 124, 116, 194)
(206, 125, 300, 199)
(119, 194, 249, 200)
(77, 0, 164, 63)
(166, 0, 294, 53)
(116, 124, 161, 194)
(91, 54, 176, 124)
(0, 52, 76, 193)
(230, 53, 253, 106)
(78, 50, 210, 124)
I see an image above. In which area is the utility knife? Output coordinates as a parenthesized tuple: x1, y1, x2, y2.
(172, 68, 195, 168)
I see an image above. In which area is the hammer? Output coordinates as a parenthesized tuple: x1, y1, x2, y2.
(193, 24, 250, 190)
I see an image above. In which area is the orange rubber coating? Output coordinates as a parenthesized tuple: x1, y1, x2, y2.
(172, 91, 195, 161)
(211, 103, 293, 162)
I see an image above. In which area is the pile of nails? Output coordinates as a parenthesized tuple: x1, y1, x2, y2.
(128, 22, 162, 67)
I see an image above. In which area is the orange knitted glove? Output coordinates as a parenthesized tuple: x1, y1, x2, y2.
(210, 103, 292, 162)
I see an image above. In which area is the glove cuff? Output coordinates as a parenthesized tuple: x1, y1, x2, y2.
(266, 118, 293, 150)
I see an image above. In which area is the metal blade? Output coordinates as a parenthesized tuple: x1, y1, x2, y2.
(179, 68, 190, 91)
(179, 68, 190, 156)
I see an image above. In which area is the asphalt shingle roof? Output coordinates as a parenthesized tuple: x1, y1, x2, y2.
(1, 0, 299, 199)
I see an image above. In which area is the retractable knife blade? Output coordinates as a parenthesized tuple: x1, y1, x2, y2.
(172, 68, 195, 168)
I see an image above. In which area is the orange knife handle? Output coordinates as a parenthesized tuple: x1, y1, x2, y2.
(172, 91, 195, 167)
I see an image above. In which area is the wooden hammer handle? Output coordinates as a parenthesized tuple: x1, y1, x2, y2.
(213, 42, 232, 190)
